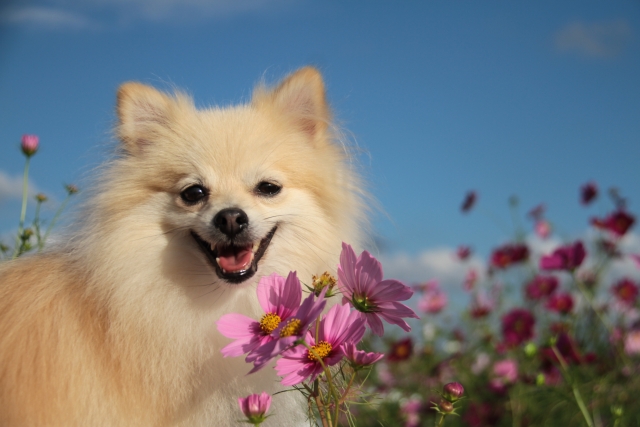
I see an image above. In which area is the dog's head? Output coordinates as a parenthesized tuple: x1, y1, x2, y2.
(96, 68, 366, 291)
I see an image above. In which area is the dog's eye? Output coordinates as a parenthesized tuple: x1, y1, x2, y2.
(255, 181, 281, 197)
(180, 185, 207, 204)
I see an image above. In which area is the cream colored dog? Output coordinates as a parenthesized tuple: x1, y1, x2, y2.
(0, 67, 367, 426)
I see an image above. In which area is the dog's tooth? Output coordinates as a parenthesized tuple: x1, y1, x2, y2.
(215, 257, 221, 267)
(253, 242, 259, 252)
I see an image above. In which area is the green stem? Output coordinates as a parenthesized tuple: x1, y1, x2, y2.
(551, 343, 594, 427)
(436, 414, 445, 427)
(303, 342, 341, 426)
(13, 157, 31, 258)
(33, 200, 43, 249)
(41, 193, 71, 249)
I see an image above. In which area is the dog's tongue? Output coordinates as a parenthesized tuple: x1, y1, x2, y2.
(216, 244, 253, 272)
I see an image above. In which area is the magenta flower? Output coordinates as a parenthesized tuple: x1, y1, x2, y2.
(524, 275, 559, 300)
(545, 293, 574, 315)
(461, 190, 477, 213)
(528, 203, 545, 221)
(611, 278, 639, 306)
(418, 284, 448, 314)
(275, 303, 366, 385)
(216, 272, 302, 358)
(501, 308, 535, 347)
(20, 134, 39, 157)
(247, 288, 327, 372)
(238, 392, 272, 425)
(581, 181, 598, 205)
(337, 243, 418, 336)
(592, 210, 635, 237)
(341, 341, 384, 369)
(490, 243, 529, 269)
(539, 241, 586, 271)
(387, 337, 413, 362)
(456, 245, 472, 260)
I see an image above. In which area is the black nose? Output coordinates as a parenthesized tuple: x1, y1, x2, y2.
(213, 208, 249, 238)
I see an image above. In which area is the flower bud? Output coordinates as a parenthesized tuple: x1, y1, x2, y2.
(442, 382, 464, 402)
(21, 134, 39, 157)
(65, 184, 79, 195)
(311, 271, 337, 297)
(238, 392, 272, 425)
(439, 400, 454, 413)
(35, 193, 48, 203)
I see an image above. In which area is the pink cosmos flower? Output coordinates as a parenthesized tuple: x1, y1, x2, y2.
(401, 398, 422, 427)
(274, 303, 366, 386)
(463, 268, 478, 292)
(581, 182, 598, 205)
(247, 287, 327, 372)
(490, 359, 518, 393)
(469, 290, 494, 318)
(611, 278, 639, 306)
(539, 241, 586, 271)
(490, 243, 529, 269)
(217, 272, 302, 358)
(631, 254, 640, 269)
(501, 308, 535, 347)
(418, 284, 448, 314)
(535, 220, 552, 239)
(337, 243, 418, 336)
(592, 210, 635, 237)
(20, 134, 39, 157)
(461, 191, 477, 213)
(624, 330, 640, 355)
(238, 392, 272, 425)
(341, 341, 384, 369)
(545, 293, 574, 315)
(524, 275, 558, 300)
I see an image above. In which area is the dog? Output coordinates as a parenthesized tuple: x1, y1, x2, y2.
(0, 67, 368, 426)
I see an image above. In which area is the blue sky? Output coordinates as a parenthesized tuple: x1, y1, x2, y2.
(1, 1, 639, 273)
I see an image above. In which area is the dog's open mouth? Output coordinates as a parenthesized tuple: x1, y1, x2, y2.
(191, 227, 277, 284)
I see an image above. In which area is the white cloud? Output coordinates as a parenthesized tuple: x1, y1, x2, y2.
(555, 19, 632, 58)
(0, 170, 38, 201)
(379, 247, 485, 287)
(1, 0, 298, 29)
(0, 6, 97, 30)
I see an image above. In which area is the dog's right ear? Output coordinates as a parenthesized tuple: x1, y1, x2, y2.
(116, 82, 173, 156)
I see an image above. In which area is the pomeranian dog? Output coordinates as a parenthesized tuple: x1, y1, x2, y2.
(0, 67, 368, 426)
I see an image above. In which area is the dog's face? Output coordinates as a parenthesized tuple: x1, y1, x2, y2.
(106, 68, 363, 290)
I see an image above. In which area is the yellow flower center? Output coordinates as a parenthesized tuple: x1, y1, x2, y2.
(259, 313, 281, 334)
(308, 341, 333, 361)
(279, 318, 302, 337)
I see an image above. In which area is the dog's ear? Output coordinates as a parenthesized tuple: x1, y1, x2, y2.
(116, 82, 174, 155)
(252, 67, 330, 144)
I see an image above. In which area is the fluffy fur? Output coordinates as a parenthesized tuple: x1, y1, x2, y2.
(0, 67, 367, 426)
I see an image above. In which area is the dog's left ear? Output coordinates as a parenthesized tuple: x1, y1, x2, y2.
(253, 67, 330, 144)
